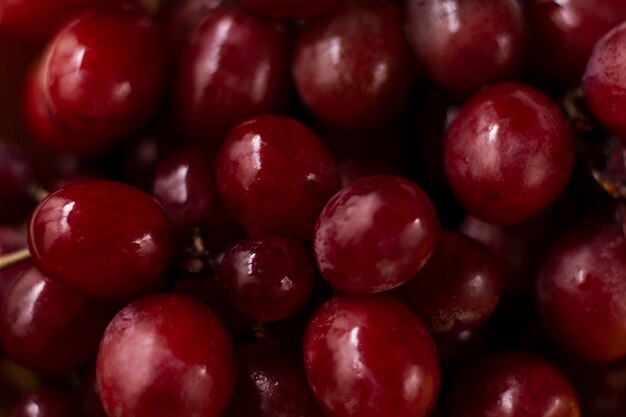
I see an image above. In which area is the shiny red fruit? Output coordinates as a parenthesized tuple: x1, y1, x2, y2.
(218, 235, 315, 322)
(448, 352, 580, 417)
(32, 10, 168, 156)
(304, 295, 440, 417)
(293, 0, 414, 129)
(217, 115, 339, 241)
(0, 266, 115, 374)
(406, 0, 527, 97)
(28, 180, 175, 298)
(537, 225, 626, 361)
(444, 83, 575, 226)
(176, 6, 291, 147)
(394, 230, 502, 335)
(583, 21, 626, 140)
(97, 294, 237, 417)
(314, 175, 439, 293)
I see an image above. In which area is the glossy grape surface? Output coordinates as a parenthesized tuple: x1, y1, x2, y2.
(304, 294, 440, 417)
(293, 0, 414, 129)
(97, 294, 237, 417)
(444, 83, 575, 226)
(406, 0, 527, 97)
(394, 230, 502, 335)
(314, 175, 439, 293)
(33, 10, 168, 156)
(537, 225, 626, 361)
(28, 181, 175, 298)
(0, 266, 115, 374)
(218, 235, 315, 322)
(176, 6, 291, 146)
(217, 115, 339, 241)
(583, 21, 626, 139)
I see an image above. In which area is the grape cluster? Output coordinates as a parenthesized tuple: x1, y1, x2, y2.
(0, 0, 626, 416)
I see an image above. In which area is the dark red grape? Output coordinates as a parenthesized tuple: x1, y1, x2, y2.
(29, 10, 168, 156)
(583, 21, 626, 140)
(176, 5, 291, 147)
(444, 83, 575, 226)
(217, 115, 339, 241)
(304, 294, 440, 417)
(28, 180, 175, 298)
(406, 0, 527, 97)
(97, 294, 237, 417)
(394, 230, 502, 335)
(0, 266, 116, 374)
(293, 0, 414, 129)
(314, 175, 439, 293)
(218, 235, 315, 322)
(537, 225, 626, 361)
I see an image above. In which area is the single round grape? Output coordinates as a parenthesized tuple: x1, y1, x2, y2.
(583, 20, 626, 140)
(217, 115, 339, 241)
(28, 180, 175, 298)
(444, 83, 575, 226)
(406, 0, 527, 97)
(176, 5, 291, 147)
(304, 294, 440, 417)
(0, 266, 116, 374)
(32, 10, 168, 156)
(537, 225, 626, 361)
(97, 294, 237, 417)
(218, 235, 315, 322)
(394, 230, 502, 335)
(293, 0, 414, 129)
(314, 175, 439, 293)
